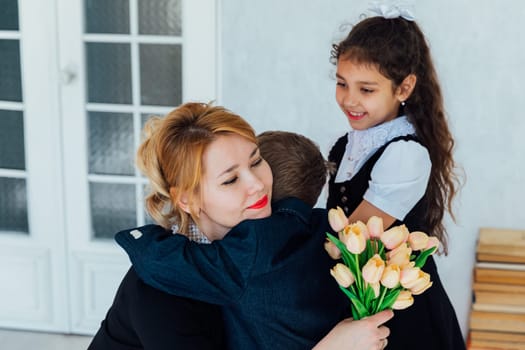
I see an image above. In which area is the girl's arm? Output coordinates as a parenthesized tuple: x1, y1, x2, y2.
(313, 310, 393, 350)
(347, 199, 396, 229)
(348, 141, 431, 228)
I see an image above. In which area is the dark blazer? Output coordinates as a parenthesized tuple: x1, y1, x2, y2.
(116, 197, 349, 350)
(88, 267, 225, 350)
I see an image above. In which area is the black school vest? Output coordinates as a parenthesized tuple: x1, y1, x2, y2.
(327, 134, 430, 233)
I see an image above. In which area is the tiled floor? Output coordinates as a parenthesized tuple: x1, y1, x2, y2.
(0, 328, 92, 350)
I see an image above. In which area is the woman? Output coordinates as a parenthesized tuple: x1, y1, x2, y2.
(89, 102, 391, 349)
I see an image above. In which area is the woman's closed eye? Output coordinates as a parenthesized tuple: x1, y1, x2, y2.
(251, 157, 263, 168)
(222, 176, 238, 186)
(361, 87, 374, 93)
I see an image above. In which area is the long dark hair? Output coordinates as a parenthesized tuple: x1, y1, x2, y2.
(331, 16, 461, 254)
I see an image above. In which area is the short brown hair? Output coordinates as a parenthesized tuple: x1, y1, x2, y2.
(257, 131, 329, 206)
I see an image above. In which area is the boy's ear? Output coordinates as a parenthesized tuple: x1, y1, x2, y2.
(170, 187, 194, 214)
(396, 74, 417, 102)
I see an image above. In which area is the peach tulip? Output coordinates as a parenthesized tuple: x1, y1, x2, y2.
(343, 220, 369, 240)
(400, 266, 432, 295)
(380, 224, 409, 250)
(380, 264, 401, 288)
(392, 290, 414, 310)
(328, 206, 348, 232)
(330, 263, 355, 288)
(324, 239, 341, 260)
(425, 236, 440, 252)
(386, 243, 412, 268)
(362, 254, 385, 284)
(366, 216, 384, 239)
(409, 272, 433, 295)
(399, 265, 421, 289)
(340, 222, 367, 254)
(408, 231, 429, 251)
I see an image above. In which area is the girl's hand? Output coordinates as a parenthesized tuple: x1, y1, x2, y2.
(313, 309, 393, 350)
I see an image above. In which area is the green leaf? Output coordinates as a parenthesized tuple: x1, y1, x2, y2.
(359, 244, 368, 266)
(325, 233, 347, 257)
(373, 285, 387, 313)
(349, 283, 358, 297)
(326, 233, 352, 267)
(380, 288, 402, 310)
(339, 286, 369, 320)
(366, 239, 374, 260)
(351, 304, 360, 321)
(370, 297, 378, 311)
(378, 240, 386, 260)
(414, 246, 437, 268)
(326, 233, 363, 288)
(363, 284, 377, 314)
(364, 283, 375, 303)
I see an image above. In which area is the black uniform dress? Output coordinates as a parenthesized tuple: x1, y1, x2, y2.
(327, 134, 466, 350)
(88, 267, 225, 350)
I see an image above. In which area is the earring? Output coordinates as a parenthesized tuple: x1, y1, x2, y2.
(401, 101, 406, 106)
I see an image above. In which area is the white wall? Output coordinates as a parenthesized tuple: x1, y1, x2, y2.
(219, 0, 525, 338)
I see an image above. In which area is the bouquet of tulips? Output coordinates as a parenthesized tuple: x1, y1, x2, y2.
(324, 207, 439, 320)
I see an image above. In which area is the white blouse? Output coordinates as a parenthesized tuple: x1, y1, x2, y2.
(334, 117, 431, 220)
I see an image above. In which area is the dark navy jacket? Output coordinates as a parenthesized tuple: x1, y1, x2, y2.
(116, 197, 348, 349)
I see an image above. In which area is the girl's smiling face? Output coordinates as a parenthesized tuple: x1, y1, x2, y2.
(192, 133, 273, 241)
(335, 59, 408, 131)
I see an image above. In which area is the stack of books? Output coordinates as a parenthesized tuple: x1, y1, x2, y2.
(468, 228, 525, 350)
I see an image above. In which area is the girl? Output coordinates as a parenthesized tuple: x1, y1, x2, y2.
(326, 8, 465, 350)
(90, 102, 392, 350)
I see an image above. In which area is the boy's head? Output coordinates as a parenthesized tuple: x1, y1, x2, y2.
(257, 131, 330, 206)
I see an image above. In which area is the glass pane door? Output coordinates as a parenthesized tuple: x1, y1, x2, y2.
(0, 0, 28, 235)
(58, 0, 217, 333)
(83, 0, 183, 239)
(0, 0, 70, 332)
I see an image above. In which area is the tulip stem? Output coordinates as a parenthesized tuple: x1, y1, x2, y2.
(375, 285, 388, 313)
(354, 254, 363, 291)
(378, 242, 385, 259)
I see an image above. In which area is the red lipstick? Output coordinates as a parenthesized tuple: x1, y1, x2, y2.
(248, 195, 269, 209)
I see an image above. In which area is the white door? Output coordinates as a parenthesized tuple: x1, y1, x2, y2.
(0, 0, 217, 334)
(0, 0, 69, 332)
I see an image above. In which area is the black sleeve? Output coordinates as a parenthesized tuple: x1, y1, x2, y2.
(88, 267, 225, 350)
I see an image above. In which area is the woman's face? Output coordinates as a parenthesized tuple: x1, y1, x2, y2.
(195, 133, 273, 241)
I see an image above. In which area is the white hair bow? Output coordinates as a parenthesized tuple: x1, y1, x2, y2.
(368, 2, 415, 21)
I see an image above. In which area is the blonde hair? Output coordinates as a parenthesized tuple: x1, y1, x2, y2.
(136, 102, 256, 234)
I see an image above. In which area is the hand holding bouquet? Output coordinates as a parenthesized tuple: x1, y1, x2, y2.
(325, 207, 439, 320)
